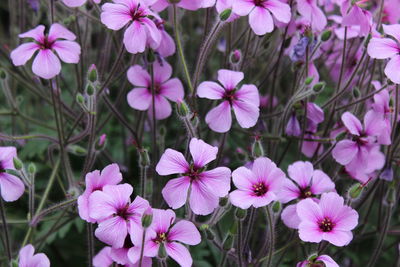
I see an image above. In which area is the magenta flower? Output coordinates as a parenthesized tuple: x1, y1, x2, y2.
(197, 69, 260, 133)
(367, 24, 400, 84)
(154, 20, 176, 57)
(371, 83, 392, 145)
(77, 163, 123, 223)
(89, 184, 150, 248)
(151, 0, 214, 11)
(341, 0, 372, 37)
(229, 157, 286, 209)
(61, 0, 100, 7)
(19, 244, 50, 267)
(232, 0, 291, 35)
(285, 113, 301, 137)
(142, 209, 201, 267)
(280, 161, 335, 229)
(156, 138, 231, 215)
(93, 247, 113, 267)
(10, 24, 81, 79)
(0, 146, 24, 202)
(332, 111, 385, 179)
(100, 0, 161, 54)
(297, 254, 339, 267)
(296, 192, 358, 246)
(297, 0, 327, 31)
(127, 60, 184, 120)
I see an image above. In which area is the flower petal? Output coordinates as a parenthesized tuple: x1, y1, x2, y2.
(32, 49, 61, 79)
(249, 7, 274, 35)
(10, 42, 39, 66)
(232, 100, 259, 128)
(197, 81, 225, 100)
(156, 149, 189, 175)
(229, 189, 255, 209)
(127, 65, 151, 87)
(189, 138, 218, 168)
(19, 25, 45, 42)
(48, 23, 76, 41)
(101, 3, 132, 30)
(0, 173, 25, 202)
(160, 78, 184, 102)
(200, 167, 231, 197)
(190, 179, 219, 215)
(217, 69, 244, 90)
(341, 112, 362, 135)
(281, 204, 301, 229)
(383, 24, 400, 42)
(332, 140, 358, 165)
(288, 161, 314, 188)
(123, 22, 147, 54)
(52, 40, 81, 63)
(95, 216, 128, 248)
(169, 220, 201, 245)
(367, 38, 399, 59)
(384, 54, 400, 84)
(153, 60, 172, 84)
(205, 101, 232, 133)
(127, 88, 152, 111)
(265, 0, 291, 23)
(162, 176, 191, 210)
(165, 242, 193, 267)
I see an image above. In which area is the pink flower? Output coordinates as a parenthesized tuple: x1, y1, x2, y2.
(93, 247, 114, 267)
(371, 82, 393, 145)
(229, 157, 286, 209)
(341, 0, 372, 36)
(280, 161, 335, 229)
(232, 0, 291, 35)
(332, 111, 385, 181)
(156, 138, 231, 215)
(154, 20, 176, 57)
(285, 113, 301, 137)
(151, 0, 214, 11)
(93, 245, 152, 267)
(61, 0, 100, 7)
(296, 192, 358, 246)
(10, 24, 81, 79)
(197, 69, 260, 133)
(18, 244, 50, 267)
(89, 184, 150, 248)
(297, 0, 327, 31)
(100, 0, 161, 54)
(0, 146, 24, 202)
(367, 24, 400, 84)
(77, 163, 123, 223)
(142, 209, 201, 267)
(297, 254, 339, 267)
(127, 60, 184, 120)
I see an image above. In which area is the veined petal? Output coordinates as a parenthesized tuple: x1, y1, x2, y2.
(10, 42, 39, 66)
(32, 49, 61, 79)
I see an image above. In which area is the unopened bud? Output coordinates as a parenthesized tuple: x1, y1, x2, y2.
(348, 183, 363, 199)
(229, 221, 238, 235)
(0, 69, 6, 79)
(235, 208, 247, 220)
(86, 83, 95, 96)
(312, 82, 325, 93)
(335, 131, 347, 141)
(76, 93, 85, 104)
(88, 64, 98, 83)
(141, 207, 153, 228)
(305, 77, 314, 85)
(139, 148, 150, 167)
(13, 157, 23, 170)
(272, 201, 281, 213)
(321, 30, 332, 42)
(28, 163, 36, 174)
(68, 145, 87, 156)
(252, 140, 264, 158)
(230, 49, 242, 65)
(95, 134, 107, 150)
(352, 87, 360, 98)
(200, 224, 209, 231)
(219, 197, 229, 207)
(176, 99, 190, 117)
(219, 9, 232, 21)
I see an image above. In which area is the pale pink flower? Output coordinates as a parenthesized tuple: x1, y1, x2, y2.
(297, 254, 339, 267)
(229, 157, 286, 209)
(151, 0, 215, 11)
(232, 0, 291, 35)
(61, 0, 100, 7)
(77, 163, 123, 223)
(197, 69, 260, 133)
(341, 0, 372, 36)
(89, 184, 150, 248)
(296, 192, 358, 246)
(19, 244, 50, 267)
(297, 0, 327, 31)
(280, 161, 335, 229)
(10, 24, 81, 79)
(154, 20, 176, 57)
(156, 138, 231, 215)
(0, 146, 24, 202)
(367, 24, 400, 84)
(142, 209, 201, 267)
(127, 60, 184, 120)
(100, 0, 161, 54)
(371, 81, 393, 145)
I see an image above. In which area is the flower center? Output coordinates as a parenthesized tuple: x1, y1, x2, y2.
(223, 89, 237, 104)
(254, 0, 266, 7)
(299, 187, 313, 199)
(129, 5, 146, 21)
(115, 203, 133, 220)
(39, 37, 54, 50)
(252, 182, 268, 196)
(154, 232, 168, 244)
(319, 217, 335, 232)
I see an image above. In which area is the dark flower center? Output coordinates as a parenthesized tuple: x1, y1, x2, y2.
(319, 217, 335, 232)
(223, 89, 237, 104)
(299, 187, 313, 199)
(123, 235, 134, 248)
(254, 0, 266, 7)
(0, 161, 4, 172)
(185, 164, 203, 181)
(130, 5, 146, 21)
(154, 232, 168, 244)
(39, 37, 54, 50)
(115, 203, 133, 220)
(252, 182, 268, 196)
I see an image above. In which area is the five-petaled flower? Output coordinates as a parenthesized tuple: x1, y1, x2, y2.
(197, 69, 260, 133)
(156, 138, 231, 215)
(0, 146, 25, 202)
(10, 23, 81, 79)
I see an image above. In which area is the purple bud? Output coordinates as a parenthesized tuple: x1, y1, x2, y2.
(286, 113, 301, 137)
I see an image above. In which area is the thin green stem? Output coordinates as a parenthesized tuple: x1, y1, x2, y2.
(0, 193, 12, 263)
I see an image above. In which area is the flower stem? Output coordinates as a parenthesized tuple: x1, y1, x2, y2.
(237, 220, 244, 267)
(0, 192, 12, 263)
(173, 4, 194, 94)
(265, 207, 275, 267)
(138, 229, 147, 267)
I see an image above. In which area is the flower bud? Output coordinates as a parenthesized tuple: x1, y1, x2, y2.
(235, 208, 247, 220)
(219, 197, 229, 207)
(321, 30, 332, 42)
(312, 82, 325, 93)
(139, 148, 151, 167)
(28, 163, 36, 175)
(68, 145, 87, 156)
(87, 64, 98, 83)
(386, 187, 396, 205)
(223, 234, 234, 250)
(352, 87, 360, 98)
(335, 132, 347, 141)
(86, 83, 95, 96)
(200, 224, 209, 231)
(305, 76, 314, 85)
(141, 207, 153, 228)
(0, 69, 6, 79)
(13, 157, 23, 170)
(158, 243, 167, 259)
(229, 49, 242, 65)
(251, 140, 264, 158)
(95, 134, 107, 150)
(176, 99, 190, 117)
(272, 201, 281, 213)
(219, 9, 232, 21)
(348, 183, 363, 199)
(76, 93, 85, 104)
(229, 221, 238, 235)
